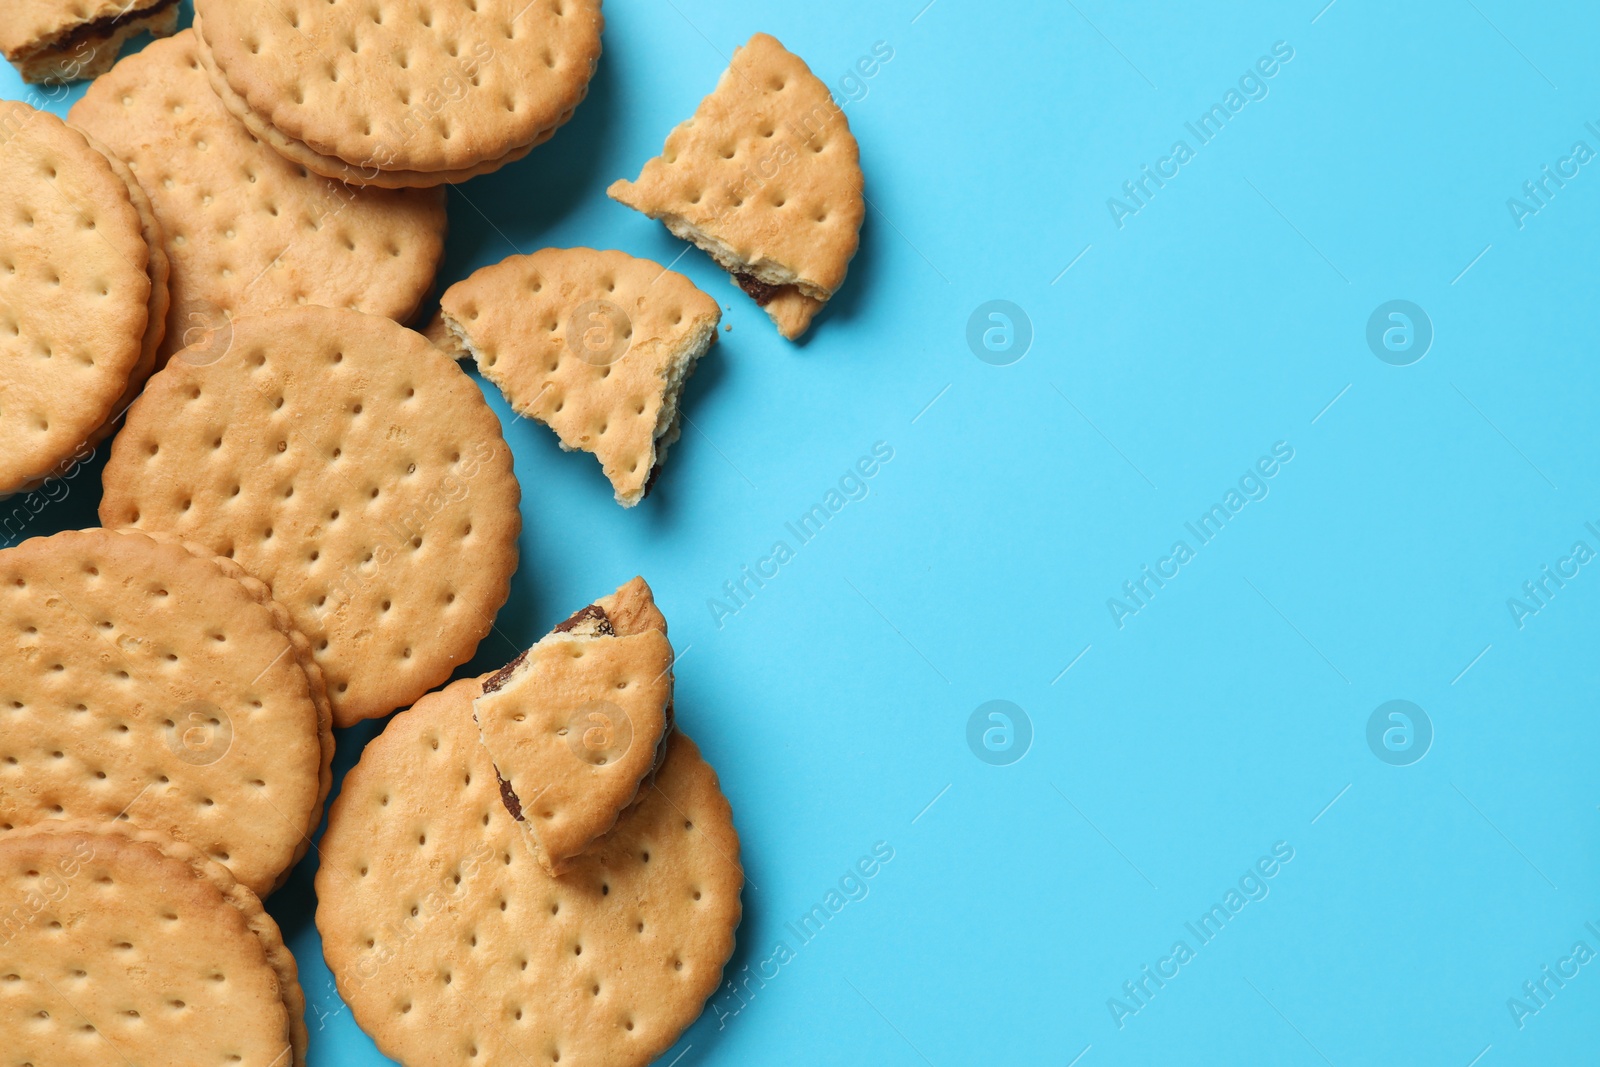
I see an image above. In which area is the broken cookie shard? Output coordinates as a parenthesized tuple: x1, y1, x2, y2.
(1, 0, 179, 84)
(473, 577, 674, 875)
(435, 247, 720, 507)
(608, 32, 864, 340)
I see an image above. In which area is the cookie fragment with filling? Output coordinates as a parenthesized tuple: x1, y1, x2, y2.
(0, 0, 178, 84)
(436, 248, 719, 506)
(475, 577, 674, 875)
(608, 33, 864, 340)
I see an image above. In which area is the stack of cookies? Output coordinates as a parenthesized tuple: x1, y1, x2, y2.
(0, 527, 330, 1064)
(190, 0, 604, 187)
(318, 579, 743, 1067)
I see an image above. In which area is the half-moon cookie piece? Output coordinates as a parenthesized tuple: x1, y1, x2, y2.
(0, 822, 307, 1066)
(70, 32, 448, 361)
(0, 100, 150, 495)
(191, 0, 602, 187)
(318, 673, 741, 1067)
(0, 527, 331, 897)
(608, 33, 864, 340)
(436, 248, 720, 506)
(98, 306, 521, 726)
(0, 0, 178, 84)
(476, 577, 674, 875)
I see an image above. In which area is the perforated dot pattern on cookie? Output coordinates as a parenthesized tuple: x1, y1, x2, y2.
(317, 677, 741, 1067)
(608, 33, 864, 306)
(439, 248, 720, 506)
(0, 100, 149, 494)
(98, 306, 521, 725)
(193, 0, 603, 176)
(0, 528, 327, 896)
(475, 579, 675, 874)
(70, 31, 447, 359)
(0, 824, 296, 1066)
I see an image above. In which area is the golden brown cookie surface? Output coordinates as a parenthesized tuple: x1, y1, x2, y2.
(0, 823, 302, 1066)
(192, 0, 602, 183)
(97, 306, 521, 726)
(609, 33, 864, 339)
(476, 578, 675, 874)
(438, 248, 720, 506)
(70, 32, 447, 358)
(0, 101, 149, 495)
(318, 675, 742, 1067)
(0, 0, 178, 84)
(0, 528, 329, 896)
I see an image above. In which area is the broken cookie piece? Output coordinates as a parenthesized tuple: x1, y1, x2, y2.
(474, 577, 675, 876)
(608, 32, 864, 340)
(433, 247, 720, 507)
(1, 0, 178, 84)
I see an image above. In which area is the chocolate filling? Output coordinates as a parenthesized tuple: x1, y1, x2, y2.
(481, 649, 528, 695)
(493, 765, 525, 821)
(553, 604, 614, 637)
(44, 0, 178, 56)
(733, 272, 782, 307)
(640, 462, 664, 500)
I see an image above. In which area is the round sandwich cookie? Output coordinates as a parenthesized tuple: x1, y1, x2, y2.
(0, 822, 308, 1067)
(69, 31, 448, 360)
(0, 100, 150, 496)
(98, 306, 522, 726)
(0, 527, 332, 897)
(191, 0, 603, 187)
(317, 675, 742, 1067)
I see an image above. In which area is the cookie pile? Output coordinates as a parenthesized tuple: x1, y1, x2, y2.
(99, 305, 523, 726)
(0, 528, 332, 896)
(319, 580, 742, 1067)
(0, 6, 863, 1060)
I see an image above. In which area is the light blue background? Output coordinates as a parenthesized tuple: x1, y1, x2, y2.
(6, 0, 1600, 1063)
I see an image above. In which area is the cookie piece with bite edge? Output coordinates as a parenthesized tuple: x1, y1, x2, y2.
(435, 248, 719, 506)
(475, 577, 674, 875)
(0, 0, 178, 84)
(608, 33, 864, 340)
